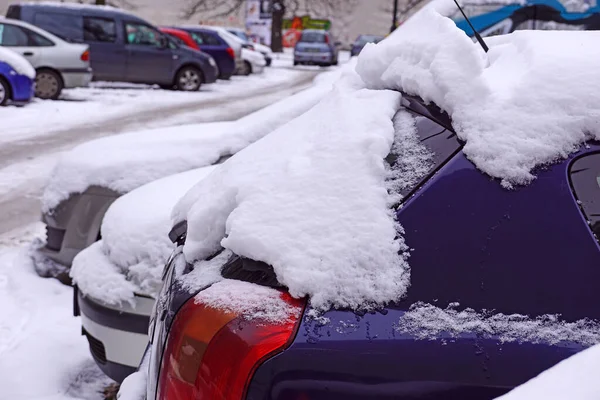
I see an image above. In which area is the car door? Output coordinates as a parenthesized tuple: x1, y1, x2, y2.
(82, 15, 126, 81)
(123, 21, 174, 85)
(0, 22, 42, 67)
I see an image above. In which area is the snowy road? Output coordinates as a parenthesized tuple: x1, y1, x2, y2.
(0, 67, 320, 236)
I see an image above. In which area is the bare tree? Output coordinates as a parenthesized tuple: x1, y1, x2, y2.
(181, 0, 359, 51)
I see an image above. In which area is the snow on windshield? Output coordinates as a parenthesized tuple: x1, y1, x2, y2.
(357, 5, 600, 188)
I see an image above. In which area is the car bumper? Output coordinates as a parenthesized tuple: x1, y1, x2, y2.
(204, 64, 218, 84)
(60, 68, 93, 89)
(263, 55, 272, 66)
(75, 286, 153, 383)
(251, 62, 265, 74)
(294, 52, 333, 65)
(10, 74, 35, 102)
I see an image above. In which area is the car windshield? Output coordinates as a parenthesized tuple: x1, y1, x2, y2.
(300, 31, 326, 43)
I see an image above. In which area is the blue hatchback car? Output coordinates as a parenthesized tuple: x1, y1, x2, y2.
(176, 26, 237, 80)
(294, 29, 340, 67)
(142, 93, 600, 399)
(0, 54, 34, 105)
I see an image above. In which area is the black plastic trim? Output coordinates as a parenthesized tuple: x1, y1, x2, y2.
(78, 291, 150, 335)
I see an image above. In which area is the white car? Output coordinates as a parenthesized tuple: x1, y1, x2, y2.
(0, 17, 92, 99)
(204, 26, 265, 75)
(226, 27, 273, 66)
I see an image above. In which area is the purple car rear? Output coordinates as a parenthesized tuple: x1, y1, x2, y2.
(146, 94, 600, 400)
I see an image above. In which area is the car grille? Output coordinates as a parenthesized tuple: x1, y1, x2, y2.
(45, 226, 66, 251)
(83, 328, 107, 364)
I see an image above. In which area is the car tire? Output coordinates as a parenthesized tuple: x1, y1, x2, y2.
(175, 66, 203, 91)
(293, 60, 299, 66)
(266, 58, 272, 67)
(242, 61, 252, 76)
(0, 77, 10, 106)
(35, 69, 63, 100)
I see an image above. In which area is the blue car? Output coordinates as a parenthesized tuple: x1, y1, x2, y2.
(0, 54, 34, 106)
(143, 93, 600, 399)
(176, 26, 237, 80)
(294, 29, 341, 67)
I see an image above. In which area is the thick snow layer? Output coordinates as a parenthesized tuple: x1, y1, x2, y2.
(42, 67, 344, 212)
(117, 350, 148, 400)
(0, 46, 35, 79)
(495, 343, 600, 400)
(173, 73, 410, 311)
(357, 7, 600, 187)
(396, 302, 600, 347)
(71, 166, 216, 304)
(194, 279, 302, 323)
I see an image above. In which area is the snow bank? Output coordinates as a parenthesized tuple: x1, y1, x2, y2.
(173, 74, 410, 311)
(396, 302, 600, 346)
(71, 166, 216, 304)
(0, 46, 35, 79)
(194, 279, 302, 323)
(495, 343, 600, 400)
(357, 7, 600, 187)
(42, 66, 344, 212)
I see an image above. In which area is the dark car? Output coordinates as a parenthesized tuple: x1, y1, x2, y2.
(6, 3, 218, 90)
(351, 34, 385, 56)
(175, 26, 237, 80)
(294, 29, 340, 67)
(141, 93, 600, 399)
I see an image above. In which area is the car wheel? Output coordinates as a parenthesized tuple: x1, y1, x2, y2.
(175, 66, 202, 91)
(293, 60, 299, 66)
(242, 61, 252, 76)
(35, 69, 63, 100)
(0, 78, 10, 106)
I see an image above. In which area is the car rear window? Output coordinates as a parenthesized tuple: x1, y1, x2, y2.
(33, 11, 83, 42)
(300, 31, 326, 43)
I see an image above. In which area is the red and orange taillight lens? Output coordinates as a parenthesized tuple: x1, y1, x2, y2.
(158, 291, 305, 400)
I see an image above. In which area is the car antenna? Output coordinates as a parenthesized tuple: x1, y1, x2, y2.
(452, 0, 489, 52)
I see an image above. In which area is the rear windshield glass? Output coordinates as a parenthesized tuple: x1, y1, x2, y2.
(300, 31, 326, 43)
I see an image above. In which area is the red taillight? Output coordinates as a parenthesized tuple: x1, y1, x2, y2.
(226, 47, 235, 59)
(324, 35, 329, 44)
(158, 290, 304, 400)
(80, 50, 90, 62)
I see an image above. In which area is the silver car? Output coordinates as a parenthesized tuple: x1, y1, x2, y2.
(0, 17, 92, 99)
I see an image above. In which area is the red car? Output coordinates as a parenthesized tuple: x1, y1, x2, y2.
(159, 27, 200, 51)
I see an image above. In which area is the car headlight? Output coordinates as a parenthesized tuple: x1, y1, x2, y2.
(208, 57, 217, 67)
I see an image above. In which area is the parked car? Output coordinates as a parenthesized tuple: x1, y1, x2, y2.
(0, 46, 35, 105)
(6, 3, 217, 90)
(226, 27, 273, 66)
(0, 17, 91, 99)
(350, 34, 385, 56)
(199, 26, 246, 75)
(294, 29, 341, 66)
(37, 70, 338, 271)
(175, 26, 236, 80)
(71, 166, 217, 383)
(158, 27, 199, 50)
(223, 30, 267, 75)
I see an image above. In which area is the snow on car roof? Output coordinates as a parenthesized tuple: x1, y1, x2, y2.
(0, 46, 35, 79)
(42, 67, 344, 212)
(175, 5, 600, 312)
(358, 4, 600, 188)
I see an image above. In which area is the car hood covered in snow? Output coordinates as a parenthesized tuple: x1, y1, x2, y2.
(71, 166, 217, 305)
(173, 3, 600, 313)
(0, 46, 35, 79)
(41, 66, 347, 213)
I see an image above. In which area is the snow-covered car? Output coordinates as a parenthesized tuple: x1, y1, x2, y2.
(0, 46, 35, 105)
(37, 68, 344, 273)
(0, 17, 92, 99)
(226, 27, 273, 66)
(120, 6, 600, 400)
(71, 165, 216, 382)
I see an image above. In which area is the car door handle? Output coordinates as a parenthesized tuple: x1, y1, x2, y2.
(22, 51, 34, 56)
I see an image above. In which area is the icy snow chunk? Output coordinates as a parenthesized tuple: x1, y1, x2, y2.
(396, 302, 600, 346)
(174, 80, 409, 311)
(0, 46, 35, 79)
(495, 343, 600, 400)
(194, 279, 301, 323)
(357, 9, 600, 187)
(42, 67, 345, 212)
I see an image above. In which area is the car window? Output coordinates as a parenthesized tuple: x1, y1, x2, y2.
(83, 17, 116, 43)
(33, 11, 83, 42)
(387, 104, 461, 200)
(0, 23, 30, 46)
(125, 22, 162, 46)
(300, 31, 326, 43)
(27, 29, 54, 46)
(166, 33, 185, 46)
(189, 31, 204, 45)
(201, 32, 221, 46)
(570, 152, 600, 239)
